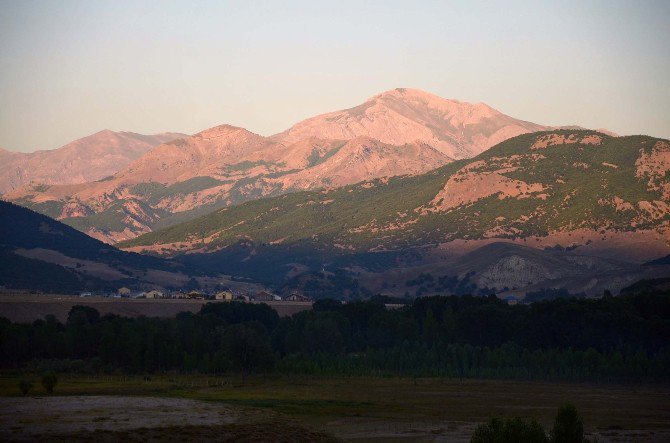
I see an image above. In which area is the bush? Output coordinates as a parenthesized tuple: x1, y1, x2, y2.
(471, 417, 548, 443)
(551, 404, 584, 443)
(18, 379, 33, 396)
(41, 371, 58, 394)
(471, 404, 587, 443)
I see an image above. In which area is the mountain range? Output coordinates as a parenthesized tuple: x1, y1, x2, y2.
(0, 130, 187, 194)
(3, 88, 667, 298)
(5, 88, 562, 243)
(119, 130, 670, 297)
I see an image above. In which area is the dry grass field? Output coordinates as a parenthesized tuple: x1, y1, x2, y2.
(0, 395, 335, 442)
(1, 375, 668, 442)
(0, 294, 312, 323)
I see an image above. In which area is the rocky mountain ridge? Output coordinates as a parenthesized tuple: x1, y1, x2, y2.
(0, 130, 187, 194)
(6, 88, 559, 243)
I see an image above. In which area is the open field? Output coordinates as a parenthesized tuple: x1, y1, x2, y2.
(0, 395, 335, 442)
(0, 294, 312, 323)
(1, 375, 668, 442)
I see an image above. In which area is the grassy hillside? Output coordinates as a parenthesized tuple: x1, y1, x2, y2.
(0, 201, 198, 292)
(122, 130, 669, 254)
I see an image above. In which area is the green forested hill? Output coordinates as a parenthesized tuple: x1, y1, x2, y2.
(122, 130, 669, 255)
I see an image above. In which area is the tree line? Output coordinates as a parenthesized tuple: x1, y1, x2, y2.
(0, 293, 668, 380)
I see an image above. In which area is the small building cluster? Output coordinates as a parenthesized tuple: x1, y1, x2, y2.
(76, 287, 312, 303)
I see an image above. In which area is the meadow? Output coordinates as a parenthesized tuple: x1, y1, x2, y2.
(1, 374, 668, 441)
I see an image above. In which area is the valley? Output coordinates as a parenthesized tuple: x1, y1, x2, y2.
(2, 3, 669, 442)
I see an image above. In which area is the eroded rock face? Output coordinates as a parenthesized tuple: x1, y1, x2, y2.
(475, 255, 558, 289)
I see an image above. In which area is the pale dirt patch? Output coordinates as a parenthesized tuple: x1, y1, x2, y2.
(122, 228, 232, 256)
(349, 219, 379, 234)
(87, 227, 144, 244)
(0, 396, 236, 438)
(636, 141, 670, 199)
(429, 171, 545, 211)
(270, 237, 288, 245)
(597, 196, 634, 212)
(531, 133, 602, 149)
(59, 201, 93, 218)
(637, 200, 670, 221)
(483, 226, 522, 238)
(333, 243, 356, 250)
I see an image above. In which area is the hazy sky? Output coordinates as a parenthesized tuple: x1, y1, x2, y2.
(1, 0, 668, 152)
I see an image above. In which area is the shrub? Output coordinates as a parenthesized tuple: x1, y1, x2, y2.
(471, 404, 587, 443)
(18, 379, 33, 396)
(471, 417, 548, 442)
(551, 404, 584, 443)
(41, 371, 58, 394)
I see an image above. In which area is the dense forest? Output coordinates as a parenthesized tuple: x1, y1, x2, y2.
(1, 292, 668, 381)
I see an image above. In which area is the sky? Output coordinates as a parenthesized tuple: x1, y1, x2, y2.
(1, 0, 668, 152)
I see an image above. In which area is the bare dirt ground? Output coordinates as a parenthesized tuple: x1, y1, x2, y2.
(0, 294, 312, 323)
(0, 396, 235, 435)
(0, 395, 334, 442)
(0, 376, 668, 442)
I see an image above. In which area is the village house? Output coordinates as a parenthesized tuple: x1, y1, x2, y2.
(505, 295, 519, 306)
(283, 290, 311, 302)
(145, 290, 164, 299)
(254, 290, 278, 302)
(215, 290, 234, 301)
(187, 290, 204, 300)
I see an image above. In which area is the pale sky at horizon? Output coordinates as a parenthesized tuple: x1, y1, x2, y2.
(1, 0, 668, 152)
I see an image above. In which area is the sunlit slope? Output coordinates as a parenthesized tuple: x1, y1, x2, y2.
(121, 130, 670, 255)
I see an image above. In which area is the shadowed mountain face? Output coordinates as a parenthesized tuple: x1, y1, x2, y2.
(4, 89, 555, 244)
(0, 130, 187, 194)
(119, 130, 670, 298)
(0, 200, 201, 293)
